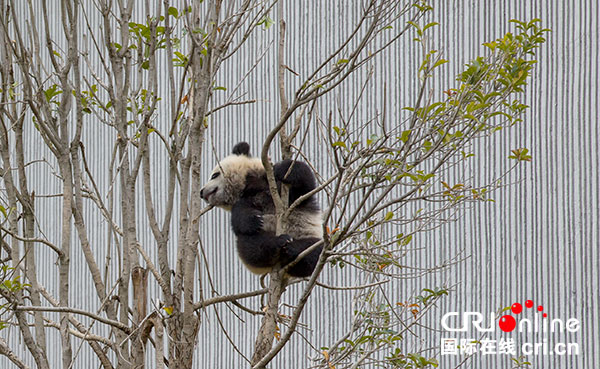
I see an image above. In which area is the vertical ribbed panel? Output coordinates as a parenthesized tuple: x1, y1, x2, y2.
(0, 1, 597, 368)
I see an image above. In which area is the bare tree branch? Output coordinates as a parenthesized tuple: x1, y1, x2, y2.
(15, 306, 132, 334)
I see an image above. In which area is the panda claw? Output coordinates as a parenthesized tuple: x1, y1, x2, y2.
(278, 234, 294, 245)
(254, 215, 264, 228)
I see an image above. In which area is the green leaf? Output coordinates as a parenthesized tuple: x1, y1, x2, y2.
(508, 148, 532, 161)
(258, 15, 274, 29)
(423, 22, 439, 31)
(483, 41, 496, 50)
(173, 51, 189, 67)
(167, 6, 179, 18)
(333, 126, 345, 136)
(432, 58, 448, 69)
(422, 140, 432, 152)
(400, 235, 412, 246)
(367, 133, 378, 146)
(44, 85, 62, 103)
(400, 130, 411, 143)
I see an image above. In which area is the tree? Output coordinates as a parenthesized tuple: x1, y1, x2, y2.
(0, 0, 547, 368)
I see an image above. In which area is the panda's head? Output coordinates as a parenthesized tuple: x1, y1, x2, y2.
(200, 142, 264, 210)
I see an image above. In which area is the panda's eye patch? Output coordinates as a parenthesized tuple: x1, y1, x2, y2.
(210, 172, 220, 180)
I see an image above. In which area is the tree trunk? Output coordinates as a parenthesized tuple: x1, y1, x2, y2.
(251, 272, 287, 367)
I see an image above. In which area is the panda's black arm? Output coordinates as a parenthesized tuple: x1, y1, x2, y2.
(274, 159, 317, 203)
(236, 233, 291, 269)
(231, 199, 263, 235)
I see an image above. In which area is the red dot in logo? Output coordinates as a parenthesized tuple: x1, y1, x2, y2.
(537, 305, 543, 312)
(543, 313, 548, 318)
(525, 300, 534, 308)
(511, 303, 523, 314)
(499, 315, 517, 332)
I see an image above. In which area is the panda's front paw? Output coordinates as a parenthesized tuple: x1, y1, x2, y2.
(254, 214, 264, 227)
(247, 214, 264, 233)
(277, 234, 294, 246)
(232, 213, 264, 235)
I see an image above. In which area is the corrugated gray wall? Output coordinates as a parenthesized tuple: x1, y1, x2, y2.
(1, 0, 597, 368)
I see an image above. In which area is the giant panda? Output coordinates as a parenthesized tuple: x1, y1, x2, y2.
(200, 142, 323, 278)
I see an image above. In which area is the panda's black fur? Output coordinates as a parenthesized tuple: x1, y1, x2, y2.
(201, 142, 322, 278)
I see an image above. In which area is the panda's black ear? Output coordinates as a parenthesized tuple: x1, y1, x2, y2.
(232, 142, 251, 156)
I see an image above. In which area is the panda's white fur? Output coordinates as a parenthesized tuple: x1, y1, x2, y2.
(283, 204, 322, 239)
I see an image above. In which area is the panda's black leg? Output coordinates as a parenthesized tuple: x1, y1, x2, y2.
(280, 237, 322, 278)
(231, 199, 263, 235)
(274, 159, 317, 203)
